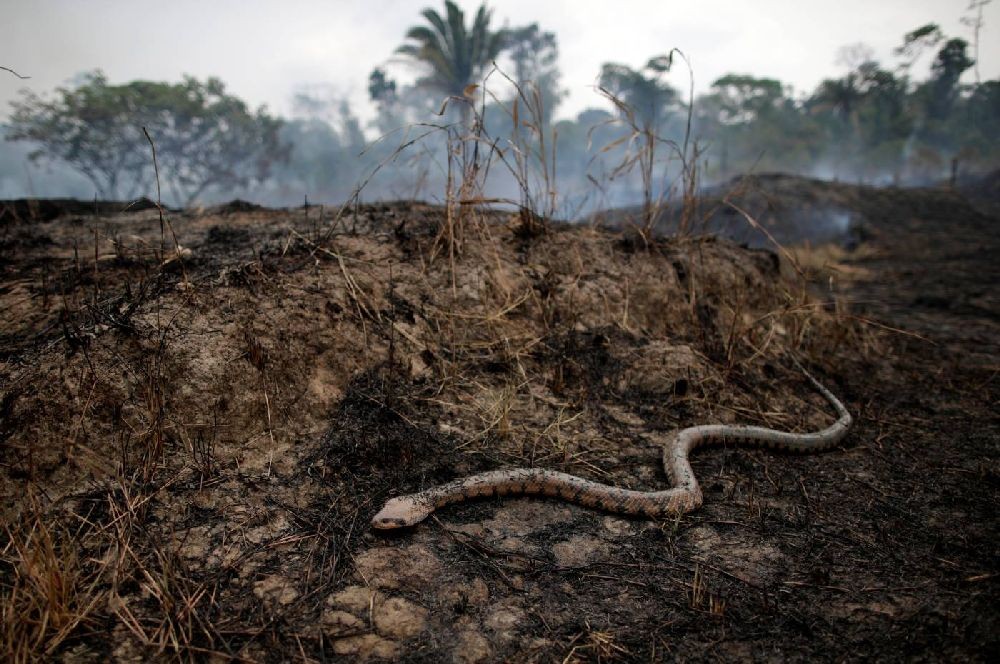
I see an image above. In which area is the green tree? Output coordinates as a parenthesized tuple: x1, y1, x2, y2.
(504, 23, 564, 124)
(598, 56, 680, 133)
(952, 79, 1000, 169)
(136, 76, 288, 205)
(393, 0, 507, 122)
(894, 23, 944, 73)
(596, 55, 687, 229)
(367, 67, 413, 135)
(923, 38, 975, 121)
(368, 68, 398, 109)
(7, 71, 287, 205)
(698, 75, 820, 178)
(551, 107, 619, 213)
(854, 65, 913, 180)
(709, 74, 784, 125)
(7, 72, 148, 198)
(902, 36, 975, 158)
(266, 113, 367, 204)
(811, 72, 868, 135)
(809, 57, 878, 178)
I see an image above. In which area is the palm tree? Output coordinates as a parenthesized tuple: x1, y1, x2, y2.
(811, 71, 872, 149)
(395, 1, 507, 122)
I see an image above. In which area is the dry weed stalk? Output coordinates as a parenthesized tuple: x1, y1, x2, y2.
(593, 48, 703, 243)
(187, 400, 221, 481)
(142, 127, 189, 280)
(688, 565, 726, 617)
(137, 339, 168, 484)
(244, 329, 277, 475)
(486, 67, 559, 233)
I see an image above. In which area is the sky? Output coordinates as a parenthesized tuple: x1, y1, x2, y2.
(1, 0, 997, 126)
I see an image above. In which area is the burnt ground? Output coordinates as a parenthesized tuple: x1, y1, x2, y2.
(0, 177, 997, 662)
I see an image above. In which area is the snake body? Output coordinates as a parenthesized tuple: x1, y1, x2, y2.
(372, 366, 851, 529)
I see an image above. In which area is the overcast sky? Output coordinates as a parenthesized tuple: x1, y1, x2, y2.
(2, 0, 996, 126)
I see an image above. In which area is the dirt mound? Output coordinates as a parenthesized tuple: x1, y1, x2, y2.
(959, 168, 1000, 218)
(596, 172, 994, 251)
(208, 199, 267, 215)
(962, 168, 1000, 197)
(0, 188, 996, 661)
(0, 197, 160, 223)
(594, 173, 862, 246)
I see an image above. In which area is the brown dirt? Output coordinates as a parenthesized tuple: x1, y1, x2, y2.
(0, 178, 997, 662)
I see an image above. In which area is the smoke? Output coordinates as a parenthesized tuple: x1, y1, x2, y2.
(0, 126, 94, 199)
(0, 111, 865, 251)
(2, 59, 993, 240)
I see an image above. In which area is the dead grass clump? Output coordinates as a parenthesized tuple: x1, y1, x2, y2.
(1, 499, 105, 662)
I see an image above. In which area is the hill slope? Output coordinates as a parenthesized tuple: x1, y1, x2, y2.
(0, 179, 996, 661)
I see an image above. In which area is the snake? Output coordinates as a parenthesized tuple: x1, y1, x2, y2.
(372, 363, 852, 529)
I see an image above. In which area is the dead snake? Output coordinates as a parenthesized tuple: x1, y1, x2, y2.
(372, 364, 851, 529)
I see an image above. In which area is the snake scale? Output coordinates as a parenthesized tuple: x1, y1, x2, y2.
(372, 364, 852, 529)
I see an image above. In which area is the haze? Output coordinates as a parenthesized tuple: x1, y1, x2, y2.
(2, 0, 995, 123)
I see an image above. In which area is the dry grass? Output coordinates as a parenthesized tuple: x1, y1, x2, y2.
(561, 623, 631, 663)
(1, 496, 106, 662)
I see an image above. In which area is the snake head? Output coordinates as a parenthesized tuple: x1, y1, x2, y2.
(371, 496, 434, 530)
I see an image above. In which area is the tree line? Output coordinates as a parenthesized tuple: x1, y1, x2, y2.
(2, 1, 997, 209)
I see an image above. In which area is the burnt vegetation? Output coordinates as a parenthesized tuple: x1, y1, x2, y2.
(1, 1, 999, 662)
